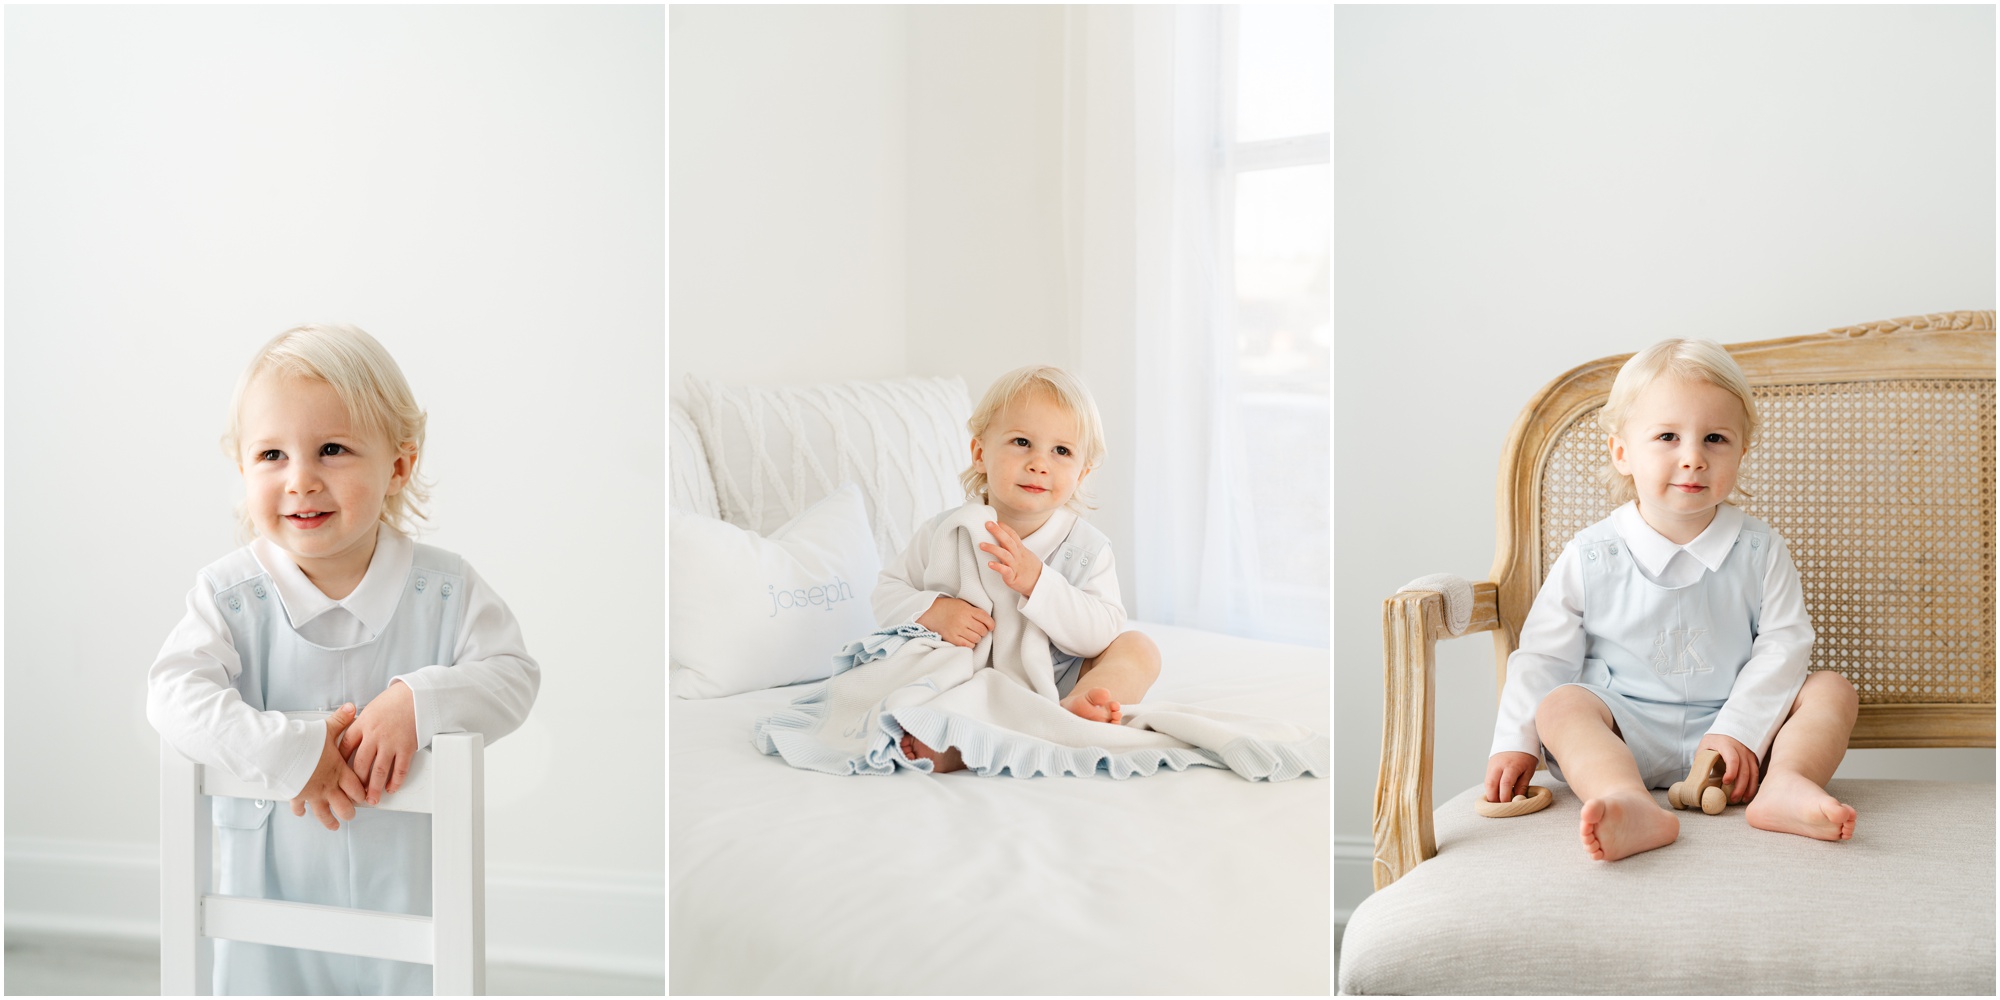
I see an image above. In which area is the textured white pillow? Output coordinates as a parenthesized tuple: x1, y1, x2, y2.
(682, 373, 972, 566)
(669, 483, 882, 699)
(669, 402, 720, 518)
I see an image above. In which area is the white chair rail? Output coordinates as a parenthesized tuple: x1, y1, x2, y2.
(159, 722, 486, 996)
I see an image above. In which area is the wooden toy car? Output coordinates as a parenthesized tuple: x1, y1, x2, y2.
(1668, 749, 1729, 815)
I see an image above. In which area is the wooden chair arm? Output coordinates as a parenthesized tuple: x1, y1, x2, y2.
(1374, 581, 1502, 890)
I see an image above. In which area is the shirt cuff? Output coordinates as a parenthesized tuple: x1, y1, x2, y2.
(389, 674, 436, 750)
(275, 720, 329, 799)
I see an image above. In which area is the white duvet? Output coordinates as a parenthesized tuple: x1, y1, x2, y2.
(669, 620, 1330, 995)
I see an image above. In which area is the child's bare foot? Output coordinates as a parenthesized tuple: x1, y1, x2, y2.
(1578, 791, 1680, 861)
(1746, 770, 1856, 841)
(1060, 687, 1122, 724)
(898, 733, 964, 773)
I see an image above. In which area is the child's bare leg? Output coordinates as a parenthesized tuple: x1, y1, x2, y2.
(1536, 686, 1679, 861)
(1061, 631, 1160, 724)
(1746, 671, 1858, 841)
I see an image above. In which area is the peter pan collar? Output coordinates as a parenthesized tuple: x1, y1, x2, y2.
(1612, 501, 1744, 577)
(1019, 506, 1078, 562)
(251, 524, 412, 639)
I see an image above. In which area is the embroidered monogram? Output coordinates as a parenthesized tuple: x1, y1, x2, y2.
(1651, 627, 1711, 675)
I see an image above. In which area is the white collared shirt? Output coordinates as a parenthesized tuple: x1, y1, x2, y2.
(875, 502, 1127, 659)
(147, 525, 540, 798)
(1490, 502, 1813, 760)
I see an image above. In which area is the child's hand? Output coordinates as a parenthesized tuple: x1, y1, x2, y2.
(338, 681, 419, 806)
(291, 703, 367, 830)
(1485, 751, 1539, 803)
(1697, 733, 1759, 803)
(979, 521, 1043, 597)
(917, 596, 995, 648)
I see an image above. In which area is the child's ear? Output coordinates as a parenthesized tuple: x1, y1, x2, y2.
(1606, 433, 1632, 475)
(385, 443, 417, 496)
(969, 436, 984, 467)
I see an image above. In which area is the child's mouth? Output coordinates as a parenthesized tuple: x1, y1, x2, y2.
(1673, 484, 1706, 493)
(1019, 485, 1047, 494)
(287, 511, 333, 527)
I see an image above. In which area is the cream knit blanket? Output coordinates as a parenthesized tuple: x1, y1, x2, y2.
(752, 503, 1326, 781)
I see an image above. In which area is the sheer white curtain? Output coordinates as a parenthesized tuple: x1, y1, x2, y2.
(1064, 6, 1275, 640)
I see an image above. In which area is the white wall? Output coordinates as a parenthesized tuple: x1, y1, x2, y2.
(1334, 5, 1996, 918)
(4, 5, 664, 976)
(668, 5, 910, 396)
(669, 6, 1140, 595)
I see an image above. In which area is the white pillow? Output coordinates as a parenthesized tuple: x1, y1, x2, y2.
(681, 373, 972, 566)
(669, 483, 882, 699)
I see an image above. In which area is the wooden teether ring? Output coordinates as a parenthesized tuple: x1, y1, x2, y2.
(1475, 785, 1552, 818)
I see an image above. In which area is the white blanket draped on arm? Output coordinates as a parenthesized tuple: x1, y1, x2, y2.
(752, 504, 1326, 781)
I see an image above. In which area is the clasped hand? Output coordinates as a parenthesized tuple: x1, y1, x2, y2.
(916, 522, 1049, 648)
(289, 682, 420, 830)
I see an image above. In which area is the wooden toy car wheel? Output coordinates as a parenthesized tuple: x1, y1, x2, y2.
(1701, 784, 1727, 815)
(1668, 781, 1687, 809)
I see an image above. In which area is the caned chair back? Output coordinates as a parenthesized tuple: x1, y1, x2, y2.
(1489, 312, 1996, 748)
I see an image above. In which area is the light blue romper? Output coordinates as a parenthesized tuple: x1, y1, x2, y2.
(1547, 514, 1772, 790)
(1040, 517, 1116, 700)
(209, 545, 466, 996)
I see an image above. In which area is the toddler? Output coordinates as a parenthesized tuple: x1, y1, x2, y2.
(147, 324, 540, 994)
(882, 365, 1160, 772)
(1486, 338, 1858, 861)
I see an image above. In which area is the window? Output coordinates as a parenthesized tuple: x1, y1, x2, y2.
(1226, 4, 1329, 645)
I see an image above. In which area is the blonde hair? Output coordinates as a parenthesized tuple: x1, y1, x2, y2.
(960, 365, 1107, 512)
(222, 324, 431, 539)
(1598, 338, 1759, 505)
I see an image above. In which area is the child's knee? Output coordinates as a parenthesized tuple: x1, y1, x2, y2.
(1535, 685, 1605, 730)
(1802, 670, 1859, 719)
(1111, 630, 1161, 679)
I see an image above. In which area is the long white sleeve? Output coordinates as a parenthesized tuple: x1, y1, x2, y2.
(390, 560, 542, 750)
(1018, 546, 1126, 659)
(146, 577, 327, 798)
(1706, 534, 1813, 756)
(873, 515, 949, 629)
(1489, 546, 1590, 758)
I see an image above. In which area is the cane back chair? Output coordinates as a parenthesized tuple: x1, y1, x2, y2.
(1343, 313, 1995, 995)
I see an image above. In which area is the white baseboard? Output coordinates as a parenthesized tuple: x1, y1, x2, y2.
(5, 838, 662, 978)
(1333, 834, 1375, 935)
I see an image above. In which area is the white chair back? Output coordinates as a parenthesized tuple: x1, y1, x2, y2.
(159, 723, 485, 995)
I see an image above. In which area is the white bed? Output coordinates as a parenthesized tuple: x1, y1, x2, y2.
(667, 375, 1328, 994)
(669, 619, 1329, 995)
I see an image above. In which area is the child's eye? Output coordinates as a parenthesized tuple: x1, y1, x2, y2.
(258, 449, 284, 462)
(1656, 433, 1677, 442)
(1012, 437, 1030, 447)
(1055, 445, 1072, 457)
(320, 443, 347, 457)
(1705, 433, 1728, 444)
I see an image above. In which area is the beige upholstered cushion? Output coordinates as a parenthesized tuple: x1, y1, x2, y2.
(1340, 779, 1995, 995)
